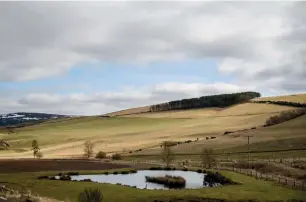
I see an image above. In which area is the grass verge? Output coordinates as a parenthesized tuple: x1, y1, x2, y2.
(0, 169, 305, 202)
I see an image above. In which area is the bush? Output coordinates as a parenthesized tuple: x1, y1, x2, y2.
(95, 151, 107, 159)
(164, 167, 172, 171)
(36, 151, 43, 159)
(204, 171, 236, 187)
(37, 175, 49, 179)
(121, 170, 129, 174)
(113, 171, 118, 175)
(130, 169, 137, 173)
(197, 169, 203, 173)
(78, 188, 103, 202)
(111, 153, 122, 160)
(182, 168, 188, 171)
(103, 171, 109, 175)
(60, 175, 71, 181)
(68, 172, 79, 176)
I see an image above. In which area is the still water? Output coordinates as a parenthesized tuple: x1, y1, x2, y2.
(71, 170, 207, 190)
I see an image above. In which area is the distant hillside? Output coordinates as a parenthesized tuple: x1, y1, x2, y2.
(149, 91, 261, 112)
(0, 112, 70, 127)
(105, 91, 261, 117)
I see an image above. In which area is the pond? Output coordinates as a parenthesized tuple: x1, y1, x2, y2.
(71, 170, 212, 190)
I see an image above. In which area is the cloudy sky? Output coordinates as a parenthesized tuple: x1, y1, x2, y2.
(0, 1, 305, 115)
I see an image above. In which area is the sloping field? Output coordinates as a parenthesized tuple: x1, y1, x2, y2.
(123, 103, 295, 118)
(253, 93, 306, 103)
(1, 94, 305, 159)
(0, 112, 277, 158)
(105, 106, 150, 116)
(136, 114, 306, 155)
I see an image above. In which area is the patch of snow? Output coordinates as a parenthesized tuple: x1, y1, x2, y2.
(22, 117, 40, 120)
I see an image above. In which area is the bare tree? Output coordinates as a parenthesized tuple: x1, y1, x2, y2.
(84, 140, 94, 159)
(161, 141, 174, 167)
(31, 140, 40, 158)
(200, 148, 217, 169)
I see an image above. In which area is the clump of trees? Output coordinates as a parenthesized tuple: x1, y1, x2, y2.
(253, 100, 306, 108)
(201, 148, 217, 169)
(150, 92, 261, 112)
(265, 109, 306, 127)
(84, 140, 94, 159)
(161, 141, 175, 167)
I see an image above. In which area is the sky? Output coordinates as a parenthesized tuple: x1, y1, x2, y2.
(0, 1, 305, 115)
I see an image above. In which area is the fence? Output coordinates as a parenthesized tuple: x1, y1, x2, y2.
(129, 159, 306, 190)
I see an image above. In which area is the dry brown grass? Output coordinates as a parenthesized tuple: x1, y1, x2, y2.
(1, 94, 305, 159)
(105, 106, 150, 116)
(252, 93, 306, 103)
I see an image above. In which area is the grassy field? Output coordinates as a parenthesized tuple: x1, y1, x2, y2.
(0, 169, 305, 202)
(252, 93, 306, 103)
(0, 94, 305, 159)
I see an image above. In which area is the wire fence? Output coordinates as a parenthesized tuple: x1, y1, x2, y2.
(128, 159, 306, 190)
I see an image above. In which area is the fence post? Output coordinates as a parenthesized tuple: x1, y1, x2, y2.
(294, 180, 296, 187)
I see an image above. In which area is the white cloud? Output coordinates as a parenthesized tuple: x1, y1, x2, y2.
(0, 2, 305, 83)
(0, 2, 305, 114)
(0, 82, 253, 115)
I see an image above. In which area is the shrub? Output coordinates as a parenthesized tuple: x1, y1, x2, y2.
(68, 172, 79, 176)
(182, 168, 188, 171)
(60, 175, 71, 181)
(36, 151, 43, 159)
(130, 169, 137, 173)
(37, 175, 49, 179)
(120, 170, 129, 174)
(204, 171, 236, 187)
(197, 169, 203, 173)
(111, 153, 122, 160)
(95, 151, 107, 159)
(103, 171, 109, 175)
(113, 171, 118, 175)
(78, 188, 103, 202)
(164, 167, 171, 171)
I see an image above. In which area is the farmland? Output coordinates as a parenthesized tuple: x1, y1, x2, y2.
(0, 94, 305, 159)
(1, 93, 306, 202)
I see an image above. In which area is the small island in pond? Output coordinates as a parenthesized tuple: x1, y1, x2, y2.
(145, 175, 186, 189)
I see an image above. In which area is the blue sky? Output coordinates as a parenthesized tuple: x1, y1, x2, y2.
(0, 2, 305, 115)
(1, 59, 230, 94)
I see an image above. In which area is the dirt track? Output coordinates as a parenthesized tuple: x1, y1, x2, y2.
(0, 159, 132, 173)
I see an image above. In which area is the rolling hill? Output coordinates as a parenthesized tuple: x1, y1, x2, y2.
(0, 112, 70, 127)
(0, 93, 305, 159)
